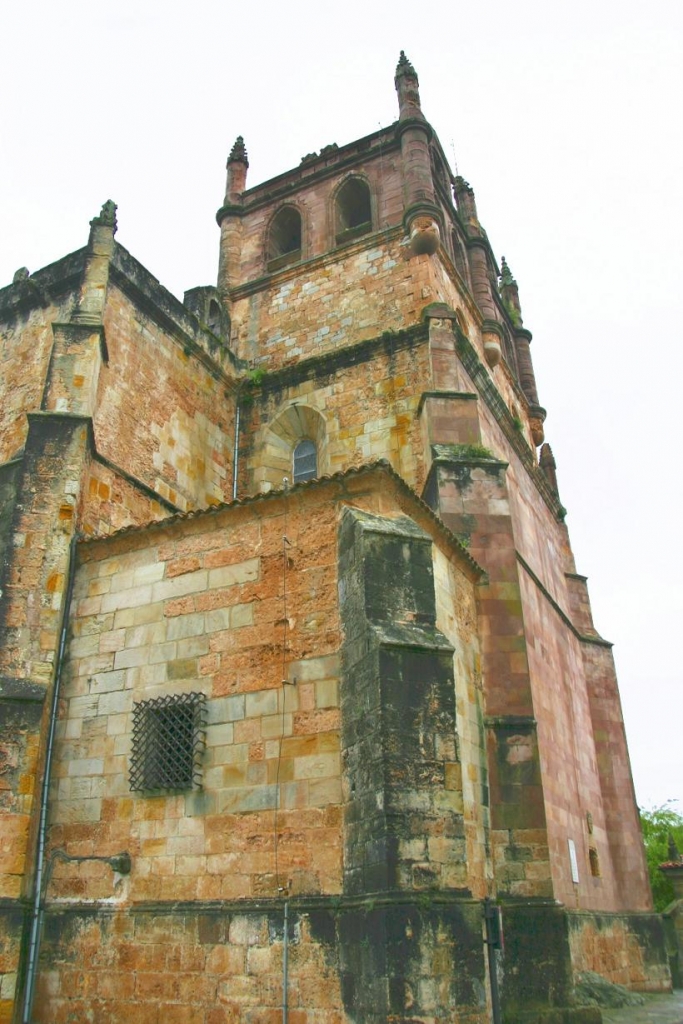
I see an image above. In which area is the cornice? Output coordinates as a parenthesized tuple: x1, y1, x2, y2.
(516, 552, 612, 649)
(454, 328, 566, 521)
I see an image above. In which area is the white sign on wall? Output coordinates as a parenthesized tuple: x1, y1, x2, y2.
(568, 839, 580, 884)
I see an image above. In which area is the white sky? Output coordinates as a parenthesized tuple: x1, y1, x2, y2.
(2, 0, 681, 811)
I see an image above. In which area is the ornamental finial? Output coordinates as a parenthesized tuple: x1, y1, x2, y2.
(500, 256, 516, 287)
(90, 200, 117, 232)
(228, 135, 249, 166)
(395, 51, 417, 80)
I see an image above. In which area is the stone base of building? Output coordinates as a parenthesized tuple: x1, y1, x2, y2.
(499, 900, 671, 1024)
(505, 1011, 601, 1024)
(11, 895, 671, 1023)
(567, 908, 672, 992)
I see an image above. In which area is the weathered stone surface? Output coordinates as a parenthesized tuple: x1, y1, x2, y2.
(0, 52, 664, 1024)
(575, 972, 646, 1008)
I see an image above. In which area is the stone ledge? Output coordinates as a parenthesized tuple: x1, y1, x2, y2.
(373, 621, 455, 652)
(485, 715, 537, 730)
(416, 389, 478, 418)
(517, 552, 612, 649)
(243, 320, 428, 394)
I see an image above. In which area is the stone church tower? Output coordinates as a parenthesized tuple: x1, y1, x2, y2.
(0, 54, 669, 1023)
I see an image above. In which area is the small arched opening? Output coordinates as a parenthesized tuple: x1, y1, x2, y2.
(451, 229, 470, 287)
(502, 330, 519, 376)
(267, 207, 302, 271)
(335, 178, 372, 244)
(207, 298, 222, 335)
(431, 150, 450, 195)
(588, 847, 601, 878)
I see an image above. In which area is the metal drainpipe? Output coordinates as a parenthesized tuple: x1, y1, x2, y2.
(232, 399, 241, 500)
(22, 533, 79, 1024)
(282, 900, 289, 1024)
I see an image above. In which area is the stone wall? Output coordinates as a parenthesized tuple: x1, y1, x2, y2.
(35, 898, 492, 1024)
(239, 325, 431, 496)
(0, 459, 20, 583)
(78, 456, 172, 538)
(28, 465, 488, 1022)
(36, 904, 344, 1024)
(0, 264, 80, 465)
(52, 493, 343, 905)
(96, 279, 236, 512)
(420, 314, 650, 916)
(568, 911, 670, 992)
(231, 233, 430, 367)
(233, 145, 405, 288)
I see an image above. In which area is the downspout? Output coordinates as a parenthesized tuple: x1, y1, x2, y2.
(282, 900, 289, 1024)
(22, 533, 80, 1024)
(232, 397, 241, 500)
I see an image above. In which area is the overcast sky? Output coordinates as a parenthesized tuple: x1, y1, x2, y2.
(2, 0, 681, 811)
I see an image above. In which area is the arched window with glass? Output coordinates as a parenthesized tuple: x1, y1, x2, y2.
(293, 439, 317, 483)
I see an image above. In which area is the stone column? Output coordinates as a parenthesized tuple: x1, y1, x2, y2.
(514, 326, 546, 444)
(217, 135, 248, 295)
(394, 52, 442, 256)
(337, 506, 487, 1021)
(0, 204, 115, 1021)
(422, 451, 553, 899)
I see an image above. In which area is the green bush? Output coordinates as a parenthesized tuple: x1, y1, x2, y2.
(639, 802, 683, 911)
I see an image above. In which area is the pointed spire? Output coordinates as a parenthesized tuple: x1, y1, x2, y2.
(500, 256, 516, 287)
(228, 135, 249, 167)
(453, 177, 480, 235)
(500, 254, 523, 326)
(395, 50, 418, 82)
(395, 50, 424, 122)
(222, 137, 249, 206)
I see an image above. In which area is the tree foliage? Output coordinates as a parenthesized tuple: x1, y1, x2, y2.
(639, 803, 683, 911)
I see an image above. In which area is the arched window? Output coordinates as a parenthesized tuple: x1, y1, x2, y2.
(335, 178, 372, 244)
(431, 150, 450, 194)
(451, 230, 469, 286)
(256, 405, 326, 494)
(207, 298, 222, 335)
(502, 330, 519, 375)
(293, 439, 317, 483)
(267, 207, 302, 270)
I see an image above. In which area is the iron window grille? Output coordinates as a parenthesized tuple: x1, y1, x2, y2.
(130, 692, 206, 792)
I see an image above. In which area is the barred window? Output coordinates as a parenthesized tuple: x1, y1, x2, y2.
(130, 692, 206, 792)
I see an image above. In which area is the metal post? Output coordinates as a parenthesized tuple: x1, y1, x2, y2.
(22, 535, 79, 1023)
(232, 401, 241, 500)
(484, 897, 503, 1024)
